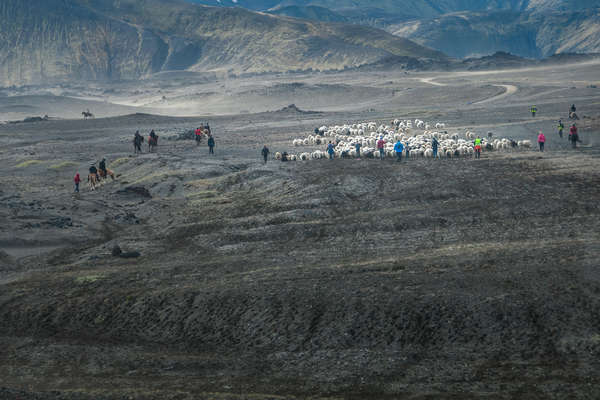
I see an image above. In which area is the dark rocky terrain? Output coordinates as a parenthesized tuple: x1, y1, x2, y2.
(1, 61, 600, 398)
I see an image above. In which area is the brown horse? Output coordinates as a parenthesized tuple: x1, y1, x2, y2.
(88, 173, 98, 191)
(98, 168, 115, 180)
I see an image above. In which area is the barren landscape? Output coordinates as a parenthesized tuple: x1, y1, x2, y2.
(1, 59, 600, 399)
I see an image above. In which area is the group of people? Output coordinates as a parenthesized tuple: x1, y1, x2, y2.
(556, 119, 580, 148)
(132, 130, 158, 153)
(75, 103, 586, 193)
(74, 158, 114, 192)
(194, 125, 216, 154)
(133, 130, 160, 154)
(531, 104, 581, 152)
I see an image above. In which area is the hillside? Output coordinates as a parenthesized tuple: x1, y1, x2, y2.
(186, 0, 599, 22)
(391, 9, 600, 59)
(184, 0, 600, 58)
(268, 5, 348, 22)
(0, 0, 446, 87)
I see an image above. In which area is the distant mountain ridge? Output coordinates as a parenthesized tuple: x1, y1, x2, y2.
(185, 0, 600, 58)
(0, 0, 446, 86)
(186, 0, 599, 22)
(390, 8, 600, 59)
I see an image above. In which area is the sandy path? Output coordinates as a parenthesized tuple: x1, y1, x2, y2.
(473, 84, 518, 104)
(418, 77, 447, 86)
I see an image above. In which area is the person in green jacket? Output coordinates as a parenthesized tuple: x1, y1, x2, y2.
(474, 137, 482, 159)
(557, 119, 564, 138)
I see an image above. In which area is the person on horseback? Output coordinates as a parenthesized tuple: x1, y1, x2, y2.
(89, 164, 98, 180)
(88, 164, 99, 190)
(97, 158, 115, 180)
(148, 130, 158, 152)
(99, 158, 107, 176)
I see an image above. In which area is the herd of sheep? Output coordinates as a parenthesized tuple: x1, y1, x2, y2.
(275, 119, 532, 161)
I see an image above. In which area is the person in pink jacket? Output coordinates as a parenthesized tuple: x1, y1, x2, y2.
(537, 131, 546, 152)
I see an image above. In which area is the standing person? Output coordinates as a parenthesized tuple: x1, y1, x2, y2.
(530, 105, 537, 117)
(261, 145, 270, 164)
(474, 136, 482, 159)
(537, 131, 546, 152)
(74, 173, 81, 193)
(327, 141, 335, 160)
(207, 135, 215, 154)
(432, 136, 439, 159)
(195, 127, 203, 146)
(394, 140, 404, 162)
(377, 137, 386, 160)
(569, 124, 579, 148)
(355, 141, 361, 159)
(404, 142, 410, 160)
(557, 119, 564, 139)
(133, 131, 143, 154)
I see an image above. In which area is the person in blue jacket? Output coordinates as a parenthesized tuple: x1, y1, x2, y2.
(432, 136, 439, 159)
(327, 141, 335, 160)
(394, 140, 404, 162)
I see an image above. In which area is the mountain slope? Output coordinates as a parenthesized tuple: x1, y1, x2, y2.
(182, 0, 600, 58)
(0, 0, 446, 86)
(185, 0, 598, 22)
(390, 9, 600, 59)
(268, 5, 348, 22)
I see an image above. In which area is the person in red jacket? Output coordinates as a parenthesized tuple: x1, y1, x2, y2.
(195, 127, 203, 146)
(376, 137, 386, 160)
(74, 173, 81, 193)
(569, 124, 579, 148)
(537, 131, 546, 152)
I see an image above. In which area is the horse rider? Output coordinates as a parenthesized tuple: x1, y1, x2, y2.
(99, 158, 107, 176)
(89, 164, 99, 181)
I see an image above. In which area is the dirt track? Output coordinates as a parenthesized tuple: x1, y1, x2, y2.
(1, 62, 600, 399)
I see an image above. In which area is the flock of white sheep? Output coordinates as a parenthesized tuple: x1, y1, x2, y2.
(275, 119, 532, 161)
